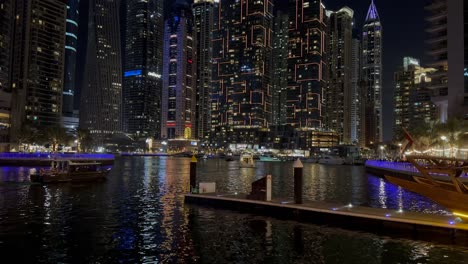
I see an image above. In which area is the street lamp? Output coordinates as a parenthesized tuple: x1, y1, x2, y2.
(440, 136, 447, 157)
(380, 145, 385, 160)
(398, 143, 402, 160)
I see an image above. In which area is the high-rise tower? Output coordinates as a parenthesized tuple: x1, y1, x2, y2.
(287, 0, 327, 129)
(63, 0, 80, 119)
(192, 0, 215, 141)
(123, 0, 164, 139)
(350, 32, 361, 144)
(80, 0, 123, 137)
(10, 0, 67, 134)
(326, 7, 354, 144)
(361, 0, 383, 146)
(426, 0, 467, 121)
(0, 0, 13, 93)
(0, 0, 14, 148)
(271, 11, 289, 126)
(161, 5, 196, 139)
(393, 57, 436, 134)
(211, 0, 273, 144)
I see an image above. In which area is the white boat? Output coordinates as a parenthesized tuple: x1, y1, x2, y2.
(239, 153, 256, 168)
(318, 155, 345, 165)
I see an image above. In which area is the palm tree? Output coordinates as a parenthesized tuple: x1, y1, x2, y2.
(44, 126, 70, 152)
(437, 117, 468, 157)
(15, 123, 36, 152)
(76, 128, 93, 152)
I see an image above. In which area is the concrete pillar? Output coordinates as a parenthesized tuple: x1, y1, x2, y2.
(293, 158, 303, 204)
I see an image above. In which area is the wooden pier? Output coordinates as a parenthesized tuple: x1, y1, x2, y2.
(185, 193, 468, 245)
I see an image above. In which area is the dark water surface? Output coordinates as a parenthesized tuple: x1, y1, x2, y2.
(1, 156, 467, 263)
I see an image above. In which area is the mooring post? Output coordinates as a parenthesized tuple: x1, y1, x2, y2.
(266, 175, 272, 201)
(293, 159, 303, 204)
(190, 155, 197, 193)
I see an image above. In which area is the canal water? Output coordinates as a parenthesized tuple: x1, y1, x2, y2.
(1, 156, 467, 263)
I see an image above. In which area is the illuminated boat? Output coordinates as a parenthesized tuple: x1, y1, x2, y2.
(385, 155, 468, 219)
(239, 153, 256, 168)
(30, 160, 111, 183)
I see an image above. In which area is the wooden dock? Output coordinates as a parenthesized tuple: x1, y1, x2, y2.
(185, 193, 468, 245)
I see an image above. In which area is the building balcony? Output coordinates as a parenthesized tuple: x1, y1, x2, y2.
(425, 12, 447, 22)
(427, 47, 447, 56)
(427, 59, 448, 68)
(425, 24, 447, 33)
(426, 35, 447, 44)
(425, 1, 446, 12)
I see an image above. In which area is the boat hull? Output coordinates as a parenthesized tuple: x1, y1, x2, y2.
(385, 175, 468, 218)
(30, 171, 109, 183)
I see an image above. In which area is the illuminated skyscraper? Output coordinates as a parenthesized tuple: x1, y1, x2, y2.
(326, 7, 354, 144)
(10, 0, 67, 134)
(63, 0, 79, 121)
(350, 33, 361, 144)
(211, 0, 273, 144)
(193, 0, 215, 140)
(393, 57, 436, 135)
(80, 0, 122, 137)
(271, 11, 288, 126)
(361, 0, 383, 146)
(0, 0, 13, 93)
(287, 0, 327, 129)
(123, 0, 164, 138)
(0, 0, 14, 147)
(161, 5, 196, 139)
(426, 0, 467, 121)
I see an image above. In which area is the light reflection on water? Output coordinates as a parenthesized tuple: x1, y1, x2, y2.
(0, 156, 466, 263)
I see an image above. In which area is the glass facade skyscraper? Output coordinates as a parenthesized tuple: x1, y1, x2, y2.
(361, 0, 383, 146)
(63, 0, 79, 118)
(161, 5, 196, 139)
(80, 0, 122, 137)
(211, 0, 273, 144)
(123, 0, 164, 139)
(193, 0, 215, 141)
(271, 11, 289, 126)
(464, 1, 468, 101)
(326, 7, 354, 144)
(287, 0, 326, 129)
(10, 0, 67, 135)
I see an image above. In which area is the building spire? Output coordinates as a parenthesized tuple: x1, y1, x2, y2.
(365, 0, 380, 22)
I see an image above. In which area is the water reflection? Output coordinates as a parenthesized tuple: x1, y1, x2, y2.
(0, 156, 466, 263)
(198, 159, 448, 214)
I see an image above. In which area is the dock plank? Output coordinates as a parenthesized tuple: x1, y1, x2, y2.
(185, 193, 468, 232)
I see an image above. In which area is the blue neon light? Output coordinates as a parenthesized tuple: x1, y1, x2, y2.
(66, 32, 77, 39)
(65, 45, 77, 52)
(66, 19, 78, 27)
(124, 70, 142, 77)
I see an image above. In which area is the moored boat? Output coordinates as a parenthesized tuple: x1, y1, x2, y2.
(318, 155, 345, 165)
(30, 160, 111, 183)
(239, 153, 255, 168)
